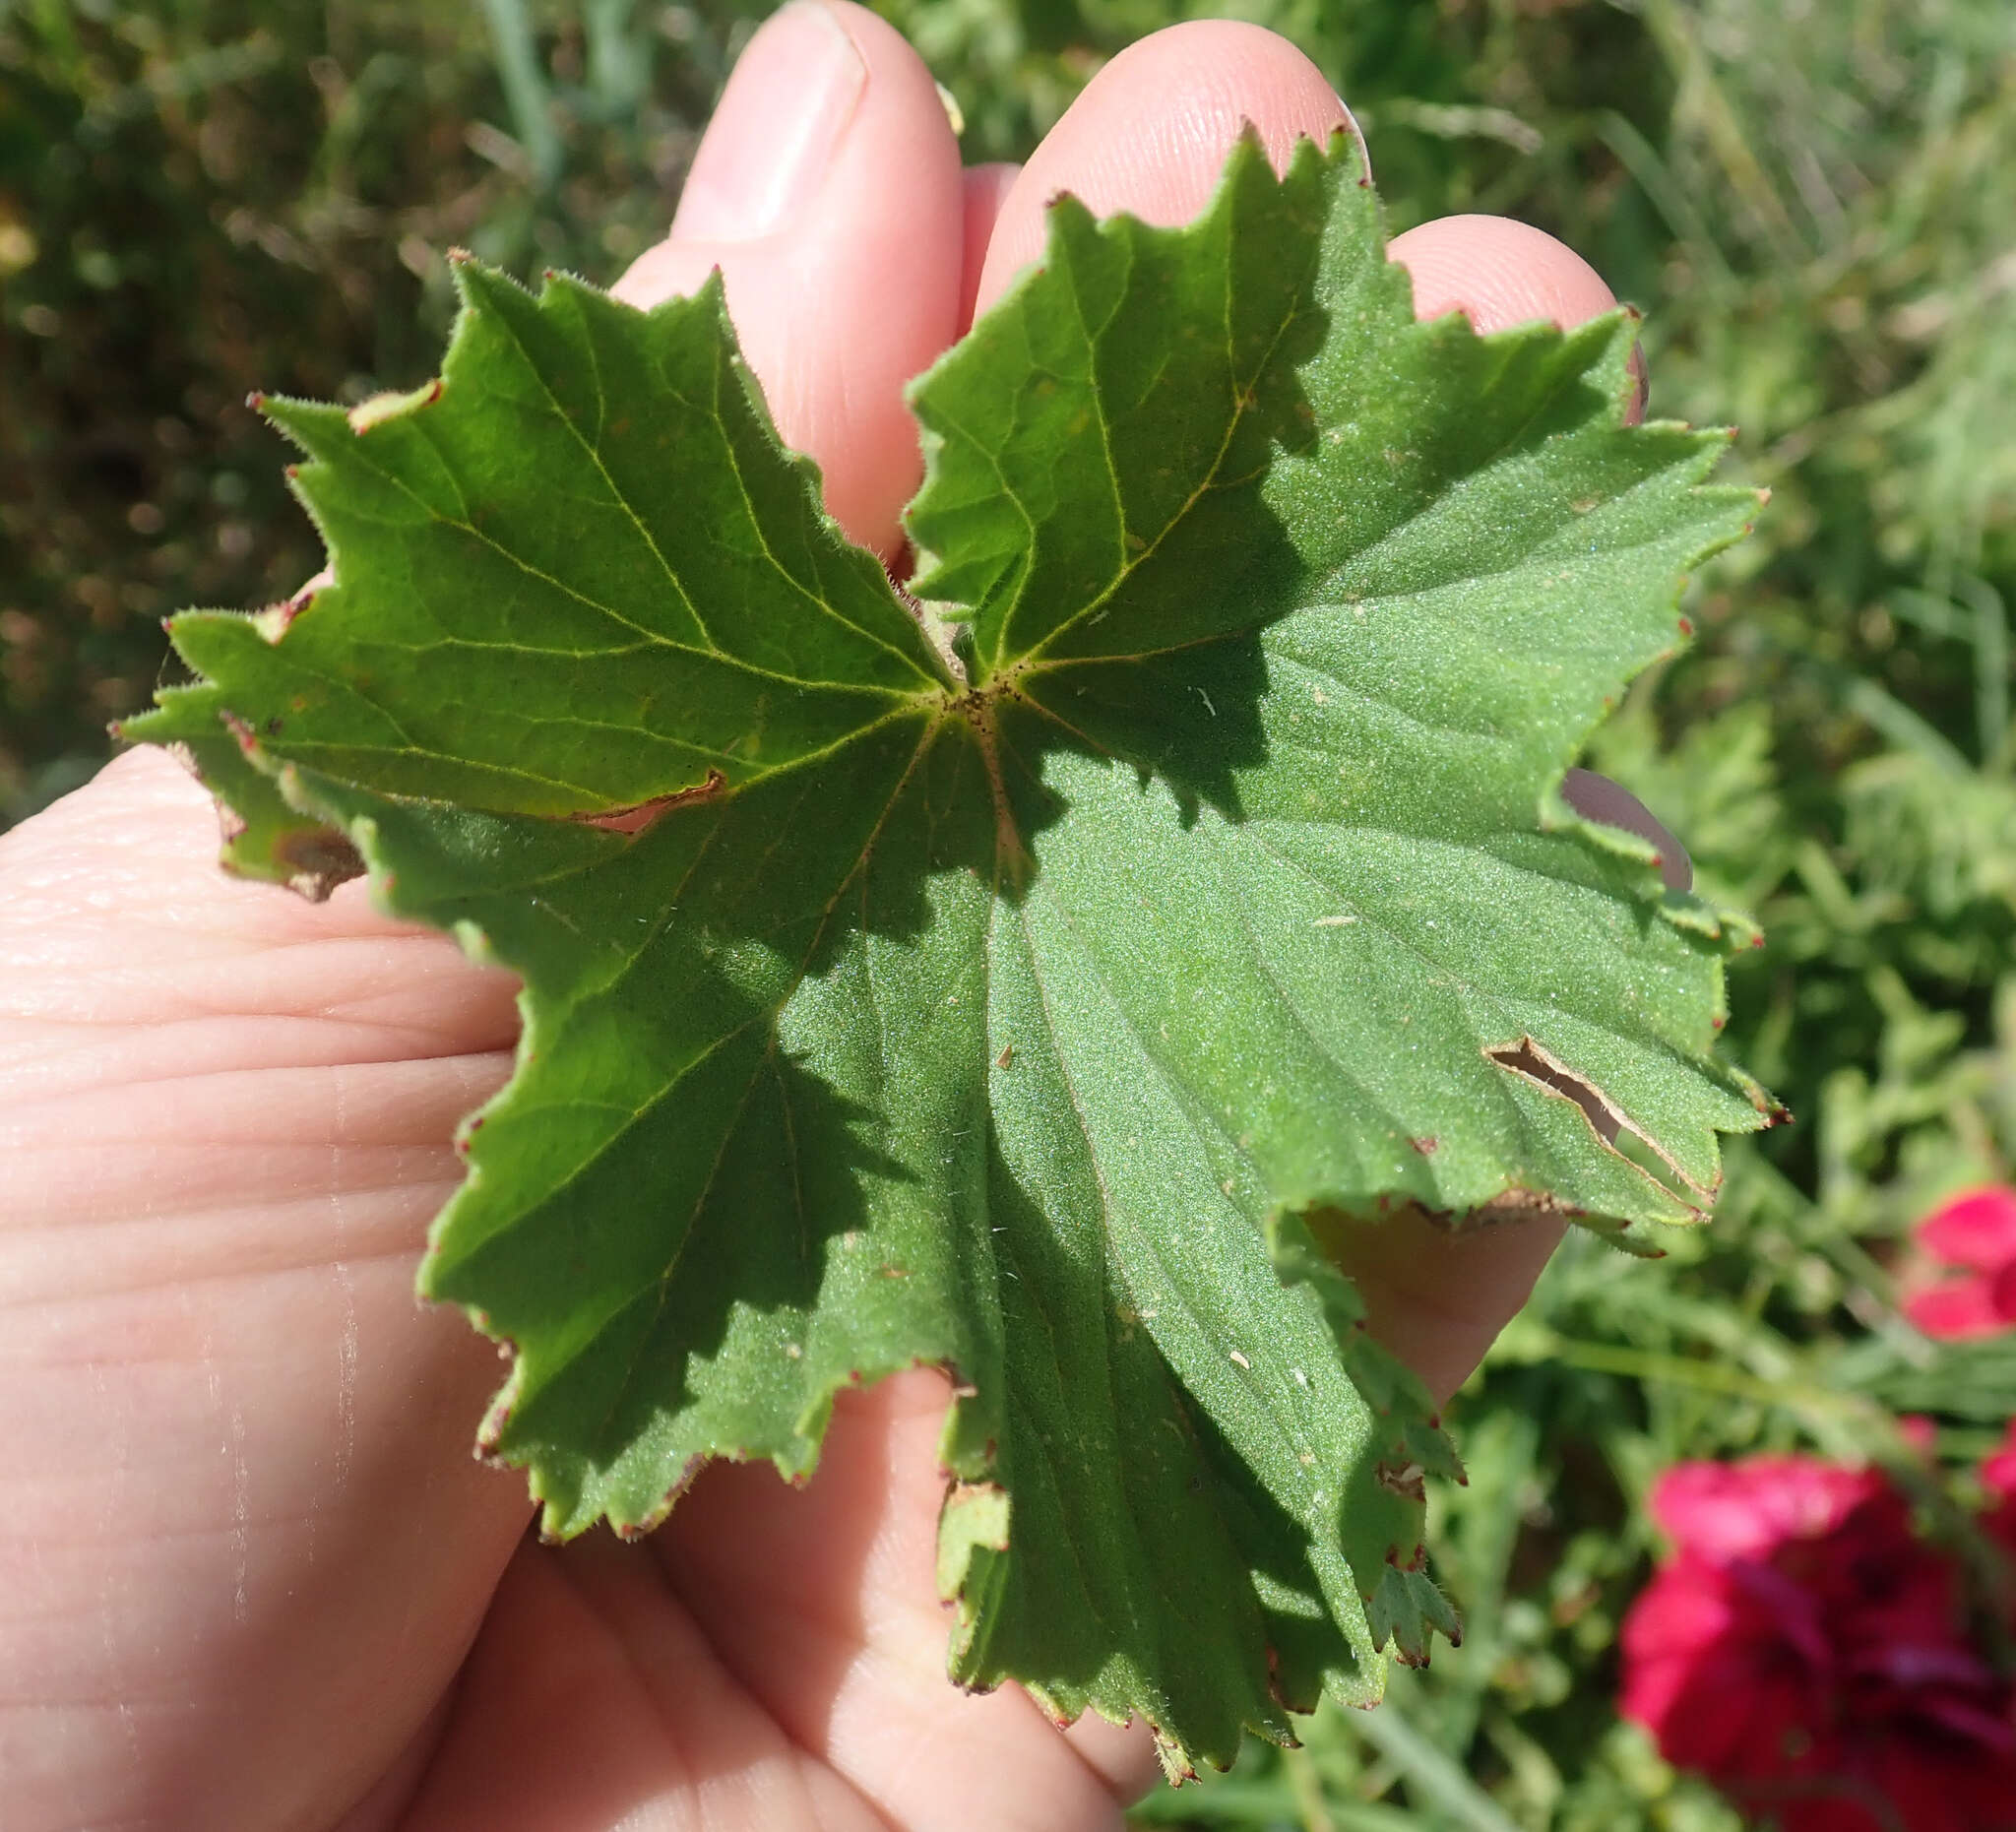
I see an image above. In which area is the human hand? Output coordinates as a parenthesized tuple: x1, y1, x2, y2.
(1, 8, 1650, 1827)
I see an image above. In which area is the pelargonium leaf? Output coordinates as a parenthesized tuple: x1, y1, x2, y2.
(120, 127, 1771, 1772)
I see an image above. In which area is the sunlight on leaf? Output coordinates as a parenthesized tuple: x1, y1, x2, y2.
(119, 129, 1768, 1771)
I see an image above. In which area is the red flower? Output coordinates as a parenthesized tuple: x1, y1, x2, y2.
(1902, 1185, 2016, 1340)
(1984, 1421, 2016, 1559)
(1619, 1455, 2016, 1832)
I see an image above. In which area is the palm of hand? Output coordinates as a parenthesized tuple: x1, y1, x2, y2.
(8, 756, 1154, 1830)
(2, 10, 1625, 1828)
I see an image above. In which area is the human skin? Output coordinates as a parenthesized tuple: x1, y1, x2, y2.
(0, 8, 1648, 1829)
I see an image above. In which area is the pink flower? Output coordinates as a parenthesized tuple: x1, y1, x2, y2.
(1902, 1185, 2016, 1340)
(1619, 1455, 2016, 1832)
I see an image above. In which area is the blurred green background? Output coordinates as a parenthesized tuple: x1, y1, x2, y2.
(4, 1, 2013, 1826)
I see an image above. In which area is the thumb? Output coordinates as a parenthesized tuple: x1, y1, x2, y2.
(611, 1, 964, 557)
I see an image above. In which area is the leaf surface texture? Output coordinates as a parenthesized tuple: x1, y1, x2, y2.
(126, 133, 1769, 1767)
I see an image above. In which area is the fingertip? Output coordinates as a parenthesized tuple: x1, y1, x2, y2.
(975, 21, 1355, 317)
(1054, 1707, 1165, 1808)
(1326, 1206, 1570, 1408)
(610, 2, 964, 554)
(959, 162, 1022, 335)
(1387, 214, 1649, 421)
(1387, 214, 1620, 334)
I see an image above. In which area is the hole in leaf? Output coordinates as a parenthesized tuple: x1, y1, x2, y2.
(273, 826, 365, 900)
(1484, 1035, 1708, 1208)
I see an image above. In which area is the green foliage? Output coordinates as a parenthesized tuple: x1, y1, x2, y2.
(0, 0, 769, 820)
(127, 132, 1767, 1769)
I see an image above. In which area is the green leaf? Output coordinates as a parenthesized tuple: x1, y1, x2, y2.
(120, 130, 1770, 1771)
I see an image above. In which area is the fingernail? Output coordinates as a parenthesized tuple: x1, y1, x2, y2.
(672, 2, 866, 242)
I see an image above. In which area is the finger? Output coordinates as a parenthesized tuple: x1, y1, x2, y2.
(1320, 1206, 1568, 1407)
(959, 161, 1022, 336)
(653, 1368, 1147, 1827)
(610, 2, 963, 557)
(973, 20, 1355, 317)
(1350, 216, 1653, 1368)
(410, 1372, 1150, 1828)
(1387, 214, 1650, 422)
